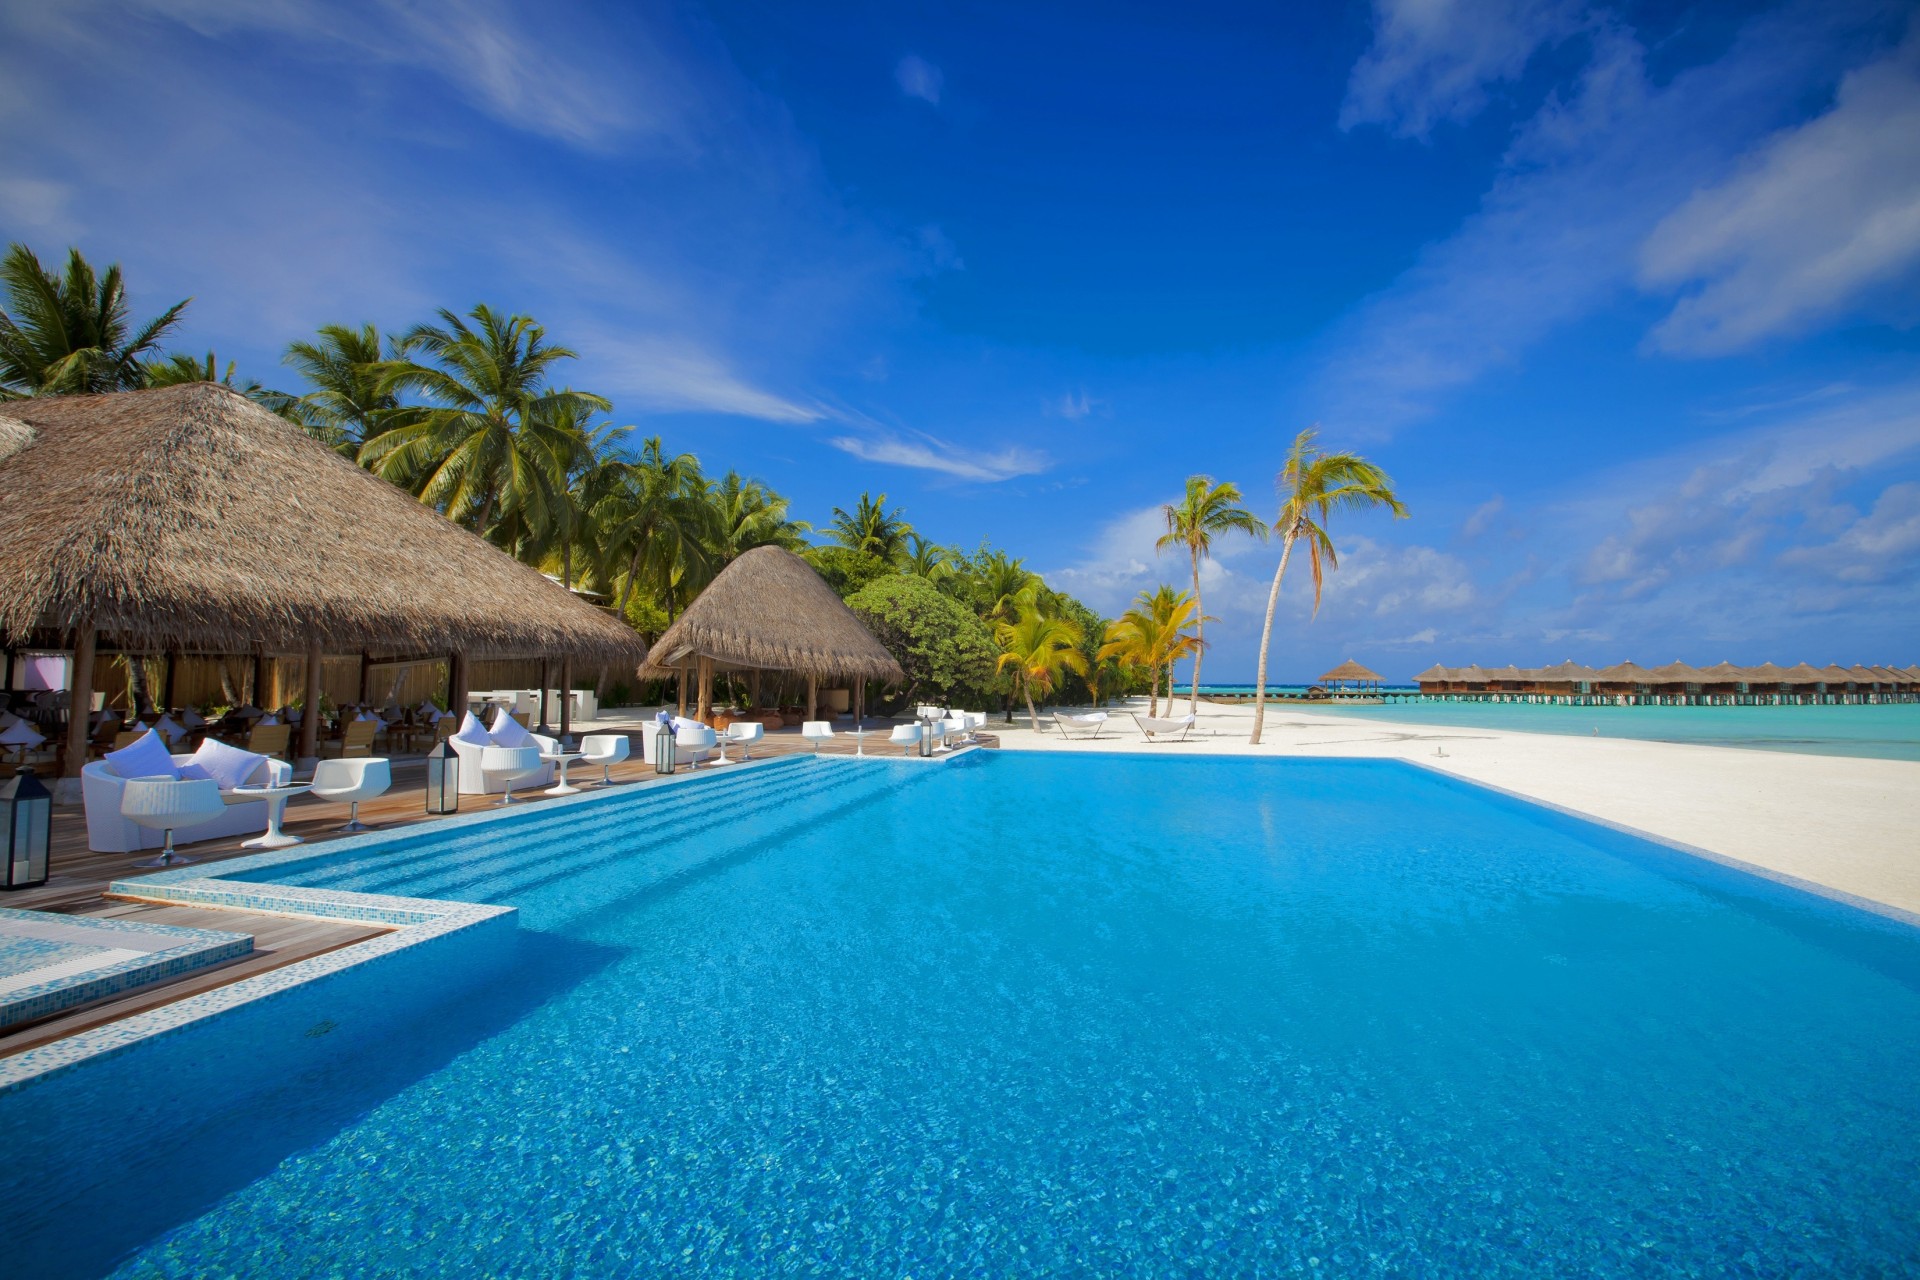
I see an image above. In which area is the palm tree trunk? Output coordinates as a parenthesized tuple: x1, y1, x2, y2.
(1024, 678, 1041, 730)
(127, 655, 154, 717)
(614, 544, 644, 616)
(1189, 548, 1203, 716)
(1249, 528, 1299, 745)
(1148, 662, 1160, 718)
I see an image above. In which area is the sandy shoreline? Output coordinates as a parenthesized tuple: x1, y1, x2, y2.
(995, 698, 1920, 921)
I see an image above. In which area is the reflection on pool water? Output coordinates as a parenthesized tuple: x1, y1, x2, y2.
(13, 752, 1920, 1277)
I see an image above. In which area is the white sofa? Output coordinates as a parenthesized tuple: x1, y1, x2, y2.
(82, 753, 293, 854)
(450, 731, 558, 795)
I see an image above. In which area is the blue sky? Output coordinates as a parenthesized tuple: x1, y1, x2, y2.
(3, 0, 1917, 680)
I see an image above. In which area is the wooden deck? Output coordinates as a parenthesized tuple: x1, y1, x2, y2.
(2, 723, 992, 1057)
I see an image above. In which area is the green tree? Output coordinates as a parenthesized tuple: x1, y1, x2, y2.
(996, 604, 1087, 729)
(0, 243, 189, 397)
(594, 436, 713, 620)
(1098, 586, 1202, 717)
(138, 349, 297, 416)
(827, 491, 914, 564)
(1250, 429, 1406, 744)
(362, 304, 609, 537)
(846, 575, 998, 711)
(706, 470, 809, 566)
(902, 532, 954, 581)
(804, 546, 894, 598)
(282, 323, 408, 455)
(1158, 475, 1265, 715)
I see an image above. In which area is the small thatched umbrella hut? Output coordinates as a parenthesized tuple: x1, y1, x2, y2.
(0, 384, 646, 794)
(1316, 658, 1383, 693)
(640, 546, 903, 723)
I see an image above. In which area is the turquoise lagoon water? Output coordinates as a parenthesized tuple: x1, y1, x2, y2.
(12, 753, 1920, 1277)
(1263, 699, 1920, 762)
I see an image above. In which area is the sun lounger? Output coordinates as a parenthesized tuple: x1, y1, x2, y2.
(1130, 712, 1196, 742)
(1055, 711, 1109, 739)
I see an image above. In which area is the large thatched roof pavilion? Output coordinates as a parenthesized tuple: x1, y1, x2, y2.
(1317, 658, 1383, 692)
(641, 546, 903, 722)
(0, 384, 646, 792)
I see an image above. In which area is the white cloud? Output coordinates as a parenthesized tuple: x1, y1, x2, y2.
(895, 54, 943, 105)
(1461, 494, 1505, 538)
(591, 337, 825, 423)
(1339, 0, 1584, 138)
(829, 433, 1047, 482)
(0, 176, 73, 229)
(1778, 482, 1920, 582)
(1049, 390, 1096, 419)
(1639, 28, 1920, 354)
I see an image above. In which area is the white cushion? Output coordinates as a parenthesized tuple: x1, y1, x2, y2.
(488, 708, 534, 749)
(189, 738, 270, 791)
(104, 729, 180, 780)
(451, 712, 493, 747)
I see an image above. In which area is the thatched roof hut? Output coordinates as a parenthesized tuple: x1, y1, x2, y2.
(641, 546, 902, 721)
(1317, 658, 1383, 684)
(1779, 662, 1827, 684)
(0, 384, 645, 663)
(1742, 662, 1789, 683)
(1819, 663, 1855, 682)
(1412, 664, 1449, 683)
(1594, 660, 1657, 684)
(1535, 660, 1600, 683)
(1648, 660, 1709, 683)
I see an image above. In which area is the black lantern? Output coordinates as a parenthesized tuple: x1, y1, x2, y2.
(425, 739, 460, 816)
(918, 718, 934, 758)
(2, 766, 52, 890)
(654, 724, 677, 775)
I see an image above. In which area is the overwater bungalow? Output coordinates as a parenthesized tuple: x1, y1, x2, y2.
(1409, 655, 1917, 705)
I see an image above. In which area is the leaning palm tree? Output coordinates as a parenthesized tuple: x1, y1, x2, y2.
(363, 305, 609, 538)
(0, 243, 189, 397)
(282, 323, 409, 455)
(1157, 475, 1265, 715)
(996, 604, 1087, 729)
(1249, 428, 1406, 744)
(827, 491, 914, 564)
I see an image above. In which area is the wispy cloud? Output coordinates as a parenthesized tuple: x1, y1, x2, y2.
(895, 53, 943, 105)
(1049, 390, 1098, 419)
(588, 336, 825, 424)
(1639, 25, 1920, 355)
(1340, 0, 1584, 138)
(829, 432, 1047, 482)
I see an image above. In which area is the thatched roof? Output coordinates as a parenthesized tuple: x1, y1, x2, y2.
(1535, 660, 1601, 682)
(1318, 657, 1382, 683)
(1743, 662, 1788, 682)
(1779, 662, 1827, 684)
(1412, 664, 1449, 682)
(1699, 660, 1747, 680)
(1648, 660, 1709, 682)
(640, 546, 904, 683)
(1819, 663, 1854, 682)
(0, 384, 647, 662)
(0, 414, 33, 464)
(1594, 660, 1657, 683)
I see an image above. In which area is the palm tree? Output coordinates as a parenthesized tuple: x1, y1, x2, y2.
(827, 492, 914, 564)
(1249, 428, 1407, 745)
(595, 436, 713, 621)
(1098, 587, 1203, 717)
(282, 323, 408, 455)
(973, 549, 1040, 623)
(0, 243, 189, 396)
(903, 533, 952, 581)
(362, 305, 609, 538)
(1157, 475, 1266, 715)
(706, 471, 809, 566)
(996, 604, 1087, 729)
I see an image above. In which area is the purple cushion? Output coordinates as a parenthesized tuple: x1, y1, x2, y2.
(488, 708, 533, 749)
(104, 728, 180, 780)
(451, 712, 492, 747)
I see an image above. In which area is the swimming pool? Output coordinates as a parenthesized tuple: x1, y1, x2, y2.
(9, 752, 1920, 1276)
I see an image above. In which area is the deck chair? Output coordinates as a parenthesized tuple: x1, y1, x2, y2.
(320, 718, 378, 759)
(1054, 711, 1108, 739)
(246, 722, 292, 759)
(1130, 712, 1195, 742)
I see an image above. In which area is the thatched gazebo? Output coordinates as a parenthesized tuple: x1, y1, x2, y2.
(641, 546, 903, 723)
(1316, 658, 1383, 693)
(0, 384, 646, 795)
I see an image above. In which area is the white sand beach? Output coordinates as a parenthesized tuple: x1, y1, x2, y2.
(999, 699, 1920, 921)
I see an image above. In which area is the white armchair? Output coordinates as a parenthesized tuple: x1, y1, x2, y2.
(579, 733, 631, 785)
(675, 721, 716, 768)
(83, 753, 293, 854)
(450, 732, 557, 794)
(309, 758, 392, 832)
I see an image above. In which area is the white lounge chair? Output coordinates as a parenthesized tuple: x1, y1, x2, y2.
(120, 777, 227, 868)
(1055, 711, 1109, 739)
(479, 745, 544, 804)
(889, 724, 922, 755)
(579, 733, 630, 785)
(309, 758, 391, 832)
(801, 720, 834, 751)
(1130, 712, 1196, 742)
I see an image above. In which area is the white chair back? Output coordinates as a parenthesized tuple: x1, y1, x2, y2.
(888, 724, 922, 754)
(801, 721, 834, 750)
(120, 777, 226, 827)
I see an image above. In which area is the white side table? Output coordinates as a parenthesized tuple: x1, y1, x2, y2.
(230, 783, 312, 849)
(540, 750, 586, 795)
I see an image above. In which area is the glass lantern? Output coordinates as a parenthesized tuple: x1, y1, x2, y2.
(425, 739, 460, 815)
(2, 766, 52, 890)
(654, 724, 677, 775)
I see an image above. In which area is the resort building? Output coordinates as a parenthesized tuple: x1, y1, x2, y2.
(1411, 660, 1920, 704)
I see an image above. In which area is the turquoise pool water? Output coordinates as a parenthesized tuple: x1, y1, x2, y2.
(13, 754, 1920, 1277)
(1268, 700, 1920, 761)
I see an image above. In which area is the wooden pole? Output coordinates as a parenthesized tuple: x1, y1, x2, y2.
(161, 652, 178, 712)
(676, 669, 688, 717)
(56, 619, 96, 805)
(539, 658, 553, 733)
(450, 651, 469, 723)
(558, 655, 573, 741)
(806, 673, 817, 723)
(358, 652, 372, 706)
(251, 651, 266, 708)
(696, 656, 713, 723)
(298, 638, 323, 768)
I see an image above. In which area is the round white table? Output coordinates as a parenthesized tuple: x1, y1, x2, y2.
(540, 750, 587, 795)
(230, 783, 312, 849)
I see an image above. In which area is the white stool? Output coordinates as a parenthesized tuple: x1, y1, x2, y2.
(801, 720, 834, 751)
(479, 745, 543, 805)
(310, 758, 391, 832)
(725, 722, 765, 760)
(120, 777, 226, 868)
(579, 734, 630, 785)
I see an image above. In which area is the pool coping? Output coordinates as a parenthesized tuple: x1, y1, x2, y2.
(0, 908, 255, 1032)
